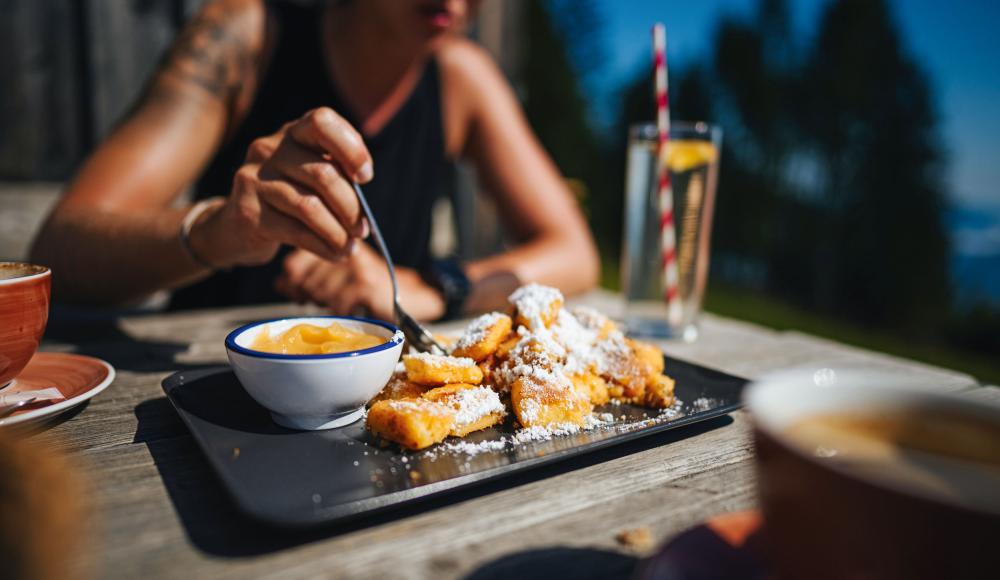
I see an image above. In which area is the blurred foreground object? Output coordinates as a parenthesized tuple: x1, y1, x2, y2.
(0, 435, 89, 580)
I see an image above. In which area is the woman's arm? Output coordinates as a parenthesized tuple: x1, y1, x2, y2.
(29, 0, 264, 305)
(31, 0, 374, 307)
(438, 39, 600, 312)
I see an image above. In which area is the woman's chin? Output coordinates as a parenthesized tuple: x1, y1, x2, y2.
(417, 24, 455, 44)
(420, 20, 454, 36)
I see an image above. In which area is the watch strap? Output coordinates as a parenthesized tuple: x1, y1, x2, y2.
(423, 258, 471, 321)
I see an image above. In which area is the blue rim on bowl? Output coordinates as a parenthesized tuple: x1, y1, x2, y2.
(225, 315, 404, 360)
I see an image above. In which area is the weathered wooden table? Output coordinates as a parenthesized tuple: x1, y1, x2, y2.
(31, 290, 993, 579)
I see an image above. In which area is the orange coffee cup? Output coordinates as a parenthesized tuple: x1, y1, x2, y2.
(0, 262, 51, 388)
(745, 368, 1000, 580)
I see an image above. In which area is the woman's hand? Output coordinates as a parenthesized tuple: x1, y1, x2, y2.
(189, 107, 374, 268)
(275, 246, 446, 322)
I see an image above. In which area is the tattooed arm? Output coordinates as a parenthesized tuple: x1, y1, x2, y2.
(31, 0, 372, 306)
(29, 0, 265, 305)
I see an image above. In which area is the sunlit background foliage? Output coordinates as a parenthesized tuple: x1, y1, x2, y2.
(520, 0, 999, 381)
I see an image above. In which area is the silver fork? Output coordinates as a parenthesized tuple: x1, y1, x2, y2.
(352, 182, 445, 354)
(0, 397, 37, 418)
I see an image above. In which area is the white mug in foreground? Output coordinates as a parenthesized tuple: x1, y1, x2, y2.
(226, 316, 404, 430)
(744, 367, 1000, 580)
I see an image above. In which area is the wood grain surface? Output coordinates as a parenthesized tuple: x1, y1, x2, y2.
(21, 290, 984, 579)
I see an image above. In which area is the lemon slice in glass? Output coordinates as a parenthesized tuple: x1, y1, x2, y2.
(662, 140, 718, 172)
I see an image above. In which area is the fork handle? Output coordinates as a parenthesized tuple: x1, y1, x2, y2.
(352, 182, 445, 354)
(351, 182, 399, 303)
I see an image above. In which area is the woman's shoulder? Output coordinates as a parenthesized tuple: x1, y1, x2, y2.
(434, 36, 513, 118)
(186, 0, 267, 42)
(435, 37, 505, 88)
(174, 0, 268, 72)
(434, 37, 508, 156)
(163, 0, 270, 126)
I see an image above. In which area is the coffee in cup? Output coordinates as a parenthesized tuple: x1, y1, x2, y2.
(746, 368, 1000, 580)
(786, 408, 1000, 513)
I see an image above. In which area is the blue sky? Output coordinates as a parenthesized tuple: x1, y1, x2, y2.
(590, 0, 1000, 213)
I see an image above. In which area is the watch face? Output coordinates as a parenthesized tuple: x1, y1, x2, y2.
(429, 259, 470, 320)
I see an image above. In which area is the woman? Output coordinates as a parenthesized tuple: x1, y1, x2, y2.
(30, 0, 598, 321)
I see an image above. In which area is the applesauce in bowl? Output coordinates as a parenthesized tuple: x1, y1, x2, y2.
(250, 322, 384, 355)
(226, 317, 404, 430)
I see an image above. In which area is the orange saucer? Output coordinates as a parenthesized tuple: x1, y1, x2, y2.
(634, 511, 767, 580)
(0, 352, 115, 427)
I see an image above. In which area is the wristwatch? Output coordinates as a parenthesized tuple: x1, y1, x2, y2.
(422, 258, 471, 321)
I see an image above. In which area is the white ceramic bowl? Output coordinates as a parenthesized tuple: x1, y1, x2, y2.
(225, 316, 404, 430)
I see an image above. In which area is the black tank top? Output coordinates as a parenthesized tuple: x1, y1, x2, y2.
(170, 0, 453, 309)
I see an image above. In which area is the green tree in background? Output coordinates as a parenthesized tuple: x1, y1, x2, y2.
(519, 0, 608, 232)
(710, 0, 802, 296)
(604, 54, 716, 263)
(801, 0, 950, 333)
(609, 0, 951, 331)
(529, 0, 994, 376)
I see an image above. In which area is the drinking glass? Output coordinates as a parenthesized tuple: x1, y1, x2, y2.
(620, 121, 722, 342)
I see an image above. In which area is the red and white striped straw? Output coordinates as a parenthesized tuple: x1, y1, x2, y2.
(653, 23, 683, 326)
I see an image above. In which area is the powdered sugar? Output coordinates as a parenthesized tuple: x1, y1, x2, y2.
(510, 411, 616, 442)
(540, 308, 636, 382)
(512, 423, 582, 442)
(509, 283, 563, 328)
(551, 309, 599, 375)
(593, 412, 615, 423)
(691, 397, 716, 412)
(611, 400, 685, 433)
(405, 352, 477, 369)
(433, 439, 510, 456)
(386, 399, 453, 417)
(570, 306, 610, 331)
(377, 284, 689, 457)
(506, 364, 570, 390)
(515, 325, 568, 359)
(497, 331, 570, 388)
(517, 397, 542, 423)
(453, 312, 505, 352)
(416, 403, 689, 457)
(420, 411, 613, 455)
(381, 377, 415, 398)
(450, 386, 506, 426)
(592, 330, 640, 380)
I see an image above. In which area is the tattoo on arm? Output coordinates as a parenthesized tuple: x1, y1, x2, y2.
(158, 1, 256, 101)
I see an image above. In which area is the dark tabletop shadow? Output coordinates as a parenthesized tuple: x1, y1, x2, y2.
(43, 307, 219, 373)
(4, 401, 90, 436)
(161, 369, 297, 436)
(133, 397, 189, 444)
(632, 520, 768, 580)
(132, 394, 735, 560)
(36, 400, 89, 428)
(464, 547, 639, 580)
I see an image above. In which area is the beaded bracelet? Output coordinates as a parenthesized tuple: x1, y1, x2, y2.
(179, 197, 225, 271)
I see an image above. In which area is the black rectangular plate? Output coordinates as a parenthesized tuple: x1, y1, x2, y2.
(162, 357, 747, 527)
